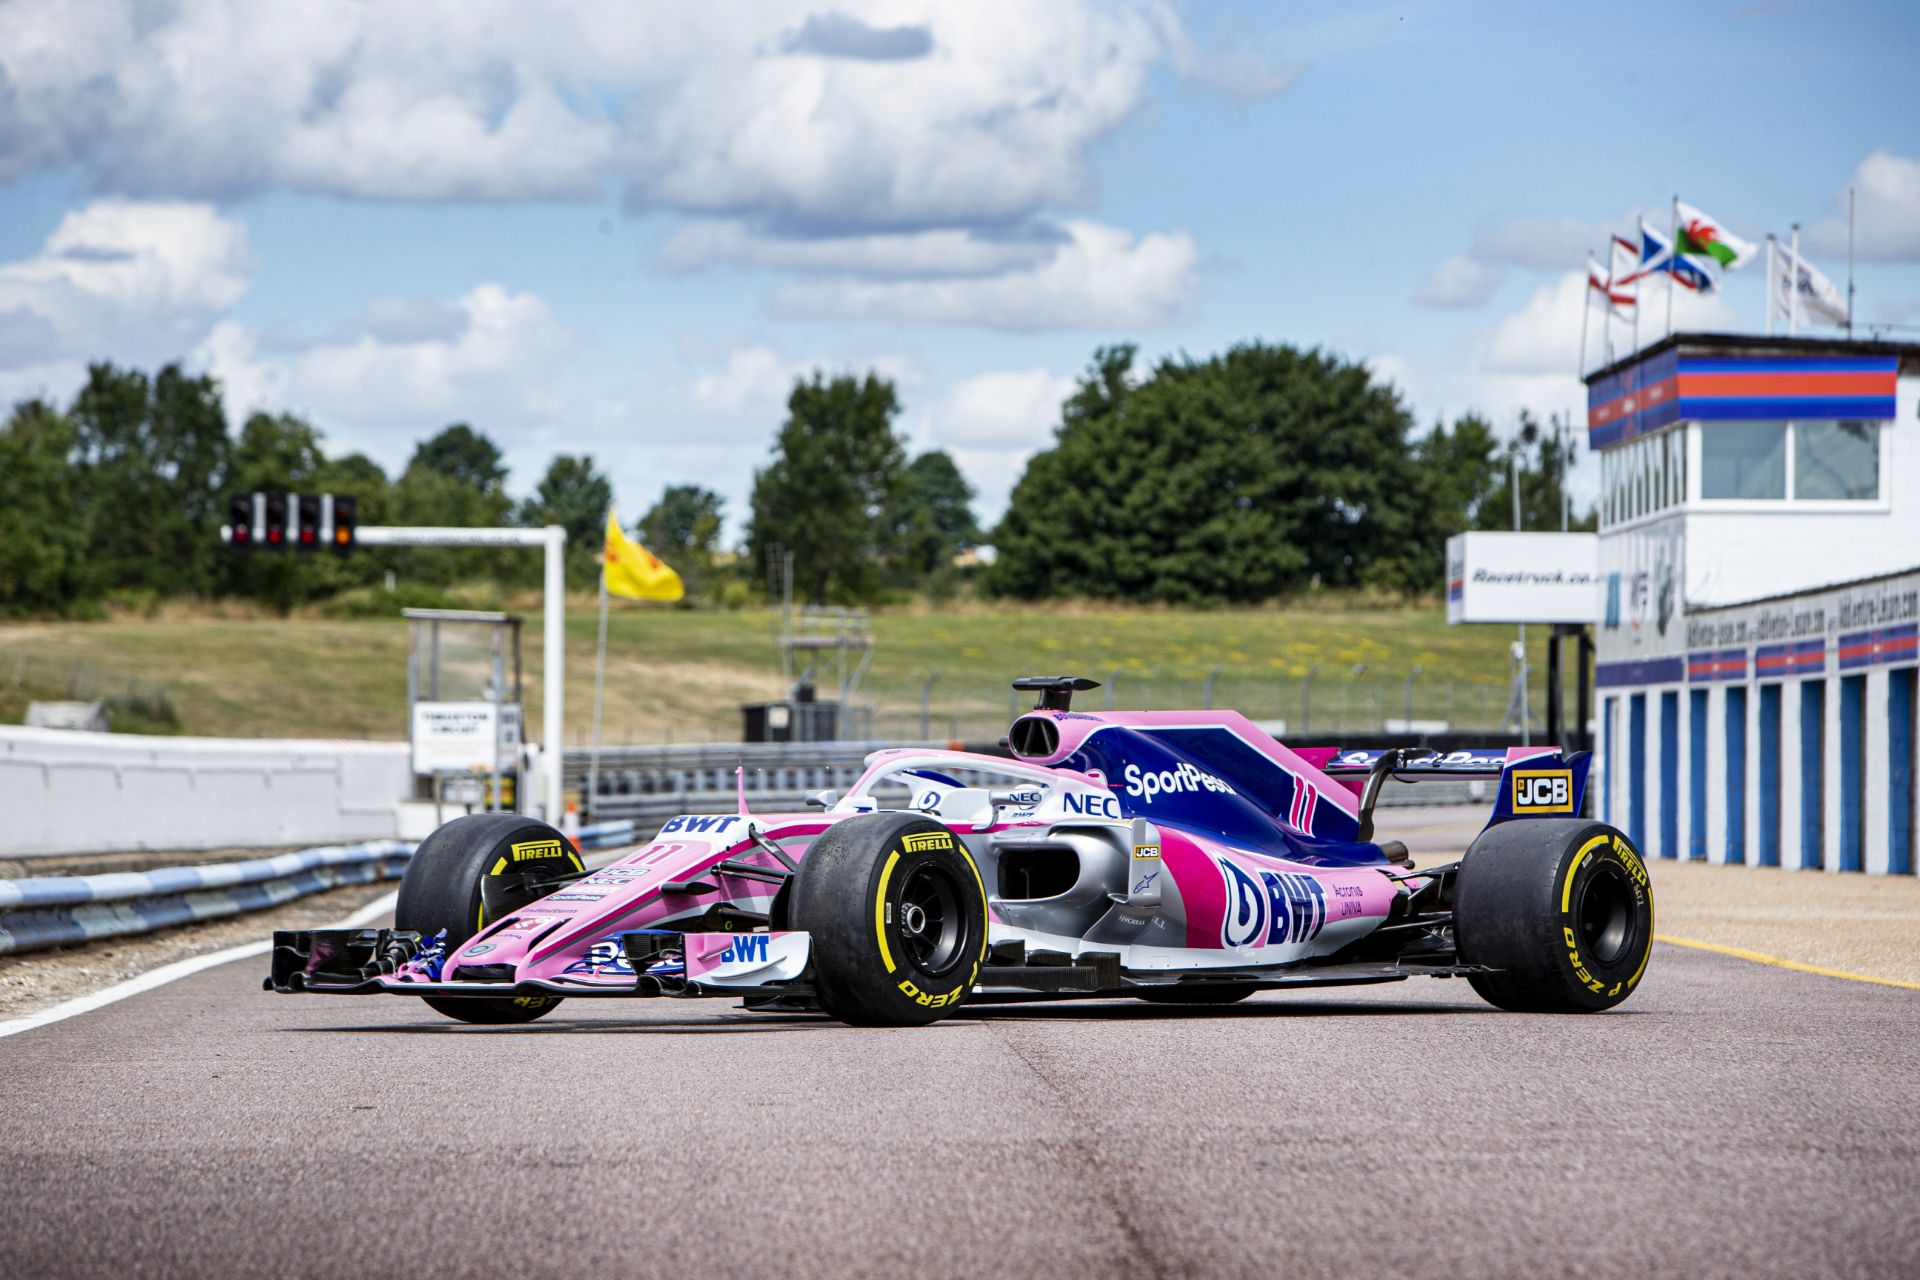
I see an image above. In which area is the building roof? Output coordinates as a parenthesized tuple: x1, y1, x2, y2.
(1584, 331, 1920, 386)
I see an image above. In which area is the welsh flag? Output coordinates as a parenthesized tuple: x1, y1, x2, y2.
(1628, 219, 1714, 292)
(1674, 201, 1757, 270)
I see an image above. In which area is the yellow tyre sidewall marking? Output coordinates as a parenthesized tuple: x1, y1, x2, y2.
(1558, 832, 1655, 994)
(875, 850, 902, 973)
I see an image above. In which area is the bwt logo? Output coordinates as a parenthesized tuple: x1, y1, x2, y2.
(1122, 762, 1236, 801)
(1512, 770, 1574, 813)
(1218, 859, 1327, 949)
(719, 935, 770, 965)
(662, 815, 743, 835)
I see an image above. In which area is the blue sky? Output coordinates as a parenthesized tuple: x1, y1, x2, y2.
(1, 0, 1915, 534)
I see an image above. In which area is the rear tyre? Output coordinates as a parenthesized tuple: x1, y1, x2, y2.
(790, 812, 988, 1027)
(395, 812, 578, 1025)
(1454, 818, 1653, 1013)
(1134, 984, 1257, 1005)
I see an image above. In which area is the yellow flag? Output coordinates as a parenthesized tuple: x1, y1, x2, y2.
(602, 510, 684, 601)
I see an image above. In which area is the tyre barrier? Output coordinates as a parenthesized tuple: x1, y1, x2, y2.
(0, 821, 638, 956)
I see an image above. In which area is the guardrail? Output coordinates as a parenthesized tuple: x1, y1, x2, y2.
(0, 821, 638, 957)
(565, 740, 922, 826)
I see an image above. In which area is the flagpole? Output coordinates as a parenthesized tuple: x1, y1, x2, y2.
(1665, 195, 1678, 337)
(1789, 223, 1801, 337)
(587, 537, 611, 824)
(1846, 186, 1856, 336)
(1766, 235, 1776, 337)
(1578, 257, 1592, 380)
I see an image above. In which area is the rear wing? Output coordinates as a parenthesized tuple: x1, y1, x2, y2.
(1314, 746, 1592, 838)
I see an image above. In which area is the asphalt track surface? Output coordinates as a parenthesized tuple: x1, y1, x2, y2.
(2, 937, 1917, 1279)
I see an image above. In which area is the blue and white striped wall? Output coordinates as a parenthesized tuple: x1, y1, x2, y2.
(1598, 618, 1918, 874)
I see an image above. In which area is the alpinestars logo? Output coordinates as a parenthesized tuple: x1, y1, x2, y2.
(1123, 762, 1236, 801)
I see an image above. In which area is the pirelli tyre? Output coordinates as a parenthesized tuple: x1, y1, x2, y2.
(394, 812, 581, 1025)
(790, 812, 988, 1027)
(1454, 818, 1654, 1013)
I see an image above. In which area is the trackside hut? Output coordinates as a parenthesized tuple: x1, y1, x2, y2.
(1587, 332, 1920, 874)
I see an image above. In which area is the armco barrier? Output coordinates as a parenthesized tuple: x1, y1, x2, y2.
(0, 821, 637, 956)
(565, 740, 920, 826)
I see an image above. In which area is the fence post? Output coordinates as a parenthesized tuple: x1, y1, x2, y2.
(1204, 666, 1221, 709)
(919, 668, 942, 740)
(1302, 665, 1319, 734)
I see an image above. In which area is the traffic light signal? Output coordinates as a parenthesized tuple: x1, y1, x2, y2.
(330, 495, 356, 552)
(296, 495, 322, 548)
(262, 493, 289, 550)
(226, 495, 254, 548)
(223, 493, 360, 552)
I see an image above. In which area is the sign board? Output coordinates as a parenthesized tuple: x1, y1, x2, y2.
(411, 701, 521, 775)
(1446, 532, 1600, 624)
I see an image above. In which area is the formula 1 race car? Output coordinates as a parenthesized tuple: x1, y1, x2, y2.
(267, 676, 1653, 1026)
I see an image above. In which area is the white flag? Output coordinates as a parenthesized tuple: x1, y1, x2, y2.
(1775, 243, 1849, 326)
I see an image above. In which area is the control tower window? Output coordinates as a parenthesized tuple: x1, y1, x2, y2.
(1701, 422, 1787, 500)
(1792, 421, 1879, 501)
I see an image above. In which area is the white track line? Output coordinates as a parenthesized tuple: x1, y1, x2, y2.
(0, 890, 398, 1040)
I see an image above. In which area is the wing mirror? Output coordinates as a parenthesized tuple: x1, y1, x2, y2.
(805, 789, 840, 810)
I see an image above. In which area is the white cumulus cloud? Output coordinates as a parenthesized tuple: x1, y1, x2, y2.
(920, 366, 1076, 523)
(0, 199, 249, 371)
(776, 220, 1198, 330)
(1807, 149, 1920, 263)
(1412, 254, 1505, 310)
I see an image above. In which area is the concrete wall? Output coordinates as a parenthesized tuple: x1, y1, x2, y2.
(0, 728, 411, 855)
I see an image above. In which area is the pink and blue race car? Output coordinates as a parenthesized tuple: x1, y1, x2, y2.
(267, 677, 1653, 1025)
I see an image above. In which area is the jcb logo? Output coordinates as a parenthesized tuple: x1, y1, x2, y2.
(1512, 770, 1574, 813)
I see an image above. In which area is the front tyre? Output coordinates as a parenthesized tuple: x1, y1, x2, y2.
(790, 813, 988, 1027)
(395, 812, 576, 1025)
(1454, 819, 1653, 1013)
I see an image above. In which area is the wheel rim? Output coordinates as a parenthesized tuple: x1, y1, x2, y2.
(897, 862, 967, 976)
(1575, 862, 1635, 965)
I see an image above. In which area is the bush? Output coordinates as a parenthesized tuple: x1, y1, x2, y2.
(319, 582, 462, 619)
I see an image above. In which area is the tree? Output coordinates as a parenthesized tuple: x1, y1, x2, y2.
(1475, 412, 1594, 533)
(986, 343, 1425, 603)
(641, 484, 725, 558)
(68, 362, 230, 599)
(396, 426, 515, 585)
(407, 423, 506, 496)
(518, 454, 613, 587)
(886, 450, 979, 580)
(0, 401, 89, 614)
(747, 372, 907, 603)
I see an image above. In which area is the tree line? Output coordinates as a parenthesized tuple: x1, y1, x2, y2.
(0, 344, 1584, 616)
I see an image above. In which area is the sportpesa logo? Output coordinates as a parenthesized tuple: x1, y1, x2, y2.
(1122, 762, 1237, 801)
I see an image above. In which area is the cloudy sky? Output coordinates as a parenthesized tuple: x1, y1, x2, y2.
(2, 0, 1916, 532)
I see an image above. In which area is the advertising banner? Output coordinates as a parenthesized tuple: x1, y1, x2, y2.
(1446, 532, 1601, 624)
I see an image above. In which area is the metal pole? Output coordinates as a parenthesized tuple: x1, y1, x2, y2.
(1302, 664, 1318, 733)
(587, 566, 610, 823)
(1766, 235, 1775, 336)
(1106, 669, 1121, 710)
(1203, 665, 1222, 710)
(1665, 195, 1678, 337)
(1789, 223, 1801, 337)
(1578, 257, 1592, 380)
(919, 668, 941, 740)
(1402, 665, 1423, 730)
(543, 525, 566, 822)
(1847, 186, 1856, 336)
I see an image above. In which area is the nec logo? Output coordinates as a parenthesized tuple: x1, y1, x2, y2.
(1512, 770, 1574, 813)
